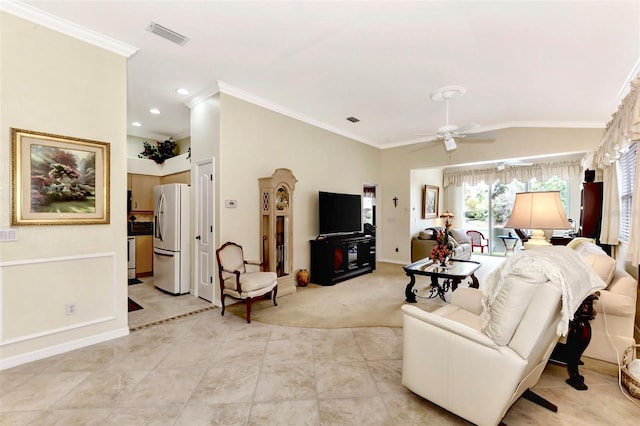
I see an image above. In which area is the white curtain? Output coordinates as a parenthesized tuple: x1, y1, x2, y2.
(443, 159, 582, 188)
(627, 150, 640, 266)
(596, 73, 640, 265)
(596, 75, 640, 168)
(599, 162, 619, 245)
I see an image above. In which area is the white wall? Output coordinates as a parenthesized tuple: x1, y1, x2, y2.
(0, 13, 129, 367)
(409, 168, 445, 236)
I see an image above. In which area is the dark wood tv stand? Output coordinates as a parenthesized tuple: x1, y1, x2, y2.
(310, 233, 374, 285)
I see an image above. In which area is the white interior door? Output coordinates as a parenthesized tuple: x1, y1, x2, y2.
(195, 159, 215, 302)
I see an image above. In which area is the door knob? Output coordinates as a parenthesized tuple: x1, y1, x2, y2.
(195, 235, 201, 240)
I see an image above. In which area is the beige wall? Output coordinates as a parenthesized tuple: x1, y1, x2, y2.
(381, 127, 604, 263)
(218, 94, 381, 287)
(0, 13, 129, 367)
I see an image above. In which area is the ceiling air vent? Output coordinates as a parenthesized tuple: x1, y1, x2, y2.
(346, 117, 360, 123)
(146, 22, 189, 46)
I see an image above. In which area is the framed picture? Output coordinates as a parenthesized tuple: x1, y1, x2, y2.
(422, 185, 439, 219)
(11, 128, 110, 226)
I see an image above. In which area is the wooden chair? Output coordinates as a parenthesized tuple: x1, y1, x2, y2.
(466, 230, 489, 253)
(216, 242, 278, 323)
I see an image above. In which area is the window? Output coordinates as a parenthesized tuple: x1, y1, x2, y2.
(618, 142, 637, 241)
(463, 176, 569, 254)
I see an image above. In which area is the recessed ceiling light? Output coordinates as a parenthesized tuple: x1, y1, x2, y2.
(176, 88, 189, 95)
(149, 108, 160, 114)
(132, 121, 142, 127)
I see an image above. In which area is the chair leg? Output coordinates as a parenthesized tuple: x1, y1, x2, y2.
(272, 286, 278, 306)
(221, 294, 226, 317)
(522, 389, 557, 412)
(246, 298, 253, 323)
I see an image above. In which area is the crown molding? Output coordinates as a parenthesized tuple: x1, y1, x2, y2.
(183, 82, 221, 109)
(616, 56, 640, 102)
(217, 81, 378, 147)
(1, 1, 137, 57)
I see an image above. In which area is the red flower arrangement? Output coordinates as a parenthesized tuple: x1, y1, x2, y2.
(430, 229, 454, 264)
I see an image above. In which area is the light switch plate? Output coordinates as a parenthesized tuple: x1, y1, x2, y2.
(0, 228, 17, 242)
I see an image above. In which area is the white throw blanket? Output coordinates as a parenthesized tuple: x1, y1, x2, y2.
(481, 246, 606, 336)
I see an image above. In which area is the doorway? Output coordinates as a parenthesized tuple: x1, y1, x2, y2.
(194, 158, 215, 303)
(363, 184, 378, 267)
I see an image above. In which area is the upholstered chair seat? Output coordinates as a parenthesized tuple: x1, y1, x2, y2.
(216, 242, 278, 323)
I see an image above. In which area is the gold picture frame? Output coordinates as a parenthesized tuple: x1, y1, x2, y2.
(11, 128, 110, 226)
(422, 185, 439, 219)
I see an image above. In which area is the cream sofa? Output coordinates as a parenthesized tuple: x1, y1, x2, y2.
(402, 246, 605, 425)
(568, 238, 638, 364)
(410, 227, 472, 262)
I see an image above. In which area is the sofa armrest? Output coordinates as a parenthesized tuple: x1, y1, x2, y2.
(607, 273, 638, 298)
(594, 289, 636, 317)
(450, 287, 484, 315)
(402, 304, 498, 348)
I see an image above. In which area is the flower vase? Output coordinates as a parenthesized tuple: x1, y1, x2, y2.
(296, 269, 310, 287)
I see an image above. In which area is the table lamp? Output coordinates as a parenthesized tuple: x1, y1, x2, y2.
(504, 191, 572, 250)
(440, 211, 454, 230)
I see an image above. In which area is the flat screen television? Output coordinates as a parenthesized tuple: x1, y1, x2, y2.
(319, 191, 362, 235)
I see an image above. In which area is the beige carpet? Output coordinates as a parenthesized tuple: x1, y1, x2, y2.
(226, 255, 504, 328)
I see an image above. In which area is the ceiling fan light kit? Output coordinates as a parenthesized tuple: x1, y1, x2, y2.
(444, 137, 457, 151)
(424, 85, 483, 152)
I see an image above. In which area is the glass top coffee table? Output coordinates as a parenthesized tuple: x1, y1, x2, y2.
(403, 258, 481, 303)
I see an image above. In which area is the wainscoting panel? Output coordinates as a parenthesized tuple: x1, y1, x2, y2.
(0, 253, 116, 345)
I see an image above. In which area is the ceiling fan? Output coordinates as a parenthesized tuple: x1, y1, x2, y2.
(419, 85, 486, 151)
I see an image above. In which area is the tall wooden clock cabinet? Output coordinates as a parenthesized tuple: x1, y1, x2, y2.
(259, 168, 298, 296)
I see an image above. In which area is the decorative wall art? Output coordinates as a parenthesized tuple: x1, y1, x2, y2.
(422, 185, 439, 219)
(11, 128, 110, 225)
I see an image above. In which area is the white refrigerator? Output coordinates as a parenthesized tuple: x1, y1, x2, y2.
(153, 183, 191, 294)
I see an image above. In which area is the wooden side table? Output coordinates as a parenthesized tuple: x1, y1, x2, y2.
(549, 292, 599, 390)
(550, 236, 574, 246)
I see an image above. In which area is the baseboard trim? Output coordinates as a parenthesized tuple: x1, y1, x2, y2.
(379, 258, 409, 265)
(0, 326, 129, 371)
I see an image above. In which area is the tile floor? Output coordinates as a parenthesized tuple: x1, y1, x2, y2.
(2, 271, 639, 425)
(127, 277, 213, 330)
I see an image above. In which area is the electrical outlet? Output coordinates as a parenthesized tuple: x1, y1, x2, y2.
(66, 303, 76, 315)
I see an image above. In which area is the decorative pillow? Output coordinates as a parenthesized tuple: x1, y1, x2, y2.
(419, 227, 444, 240)
(571, 241, 616, 286)
(483, 267, 548, 346)
(583, 253, 616, 287)
(449, 229, 470, 244)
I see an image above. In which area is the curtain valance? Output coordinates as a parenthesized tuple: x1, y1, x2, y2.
(443, 159, 582, 187)
(595, 74, 640, 168)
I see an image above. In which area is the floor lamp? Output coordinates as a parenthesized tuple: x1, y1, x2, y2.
(504, 191, 572, 250)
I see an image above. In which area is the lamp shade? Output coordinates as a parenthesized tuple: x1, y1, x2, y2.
(505, 191, 572, 230)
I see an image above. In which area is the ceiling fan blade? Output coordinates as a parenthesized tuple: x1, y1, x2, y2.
(454, 122, 481, 134)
